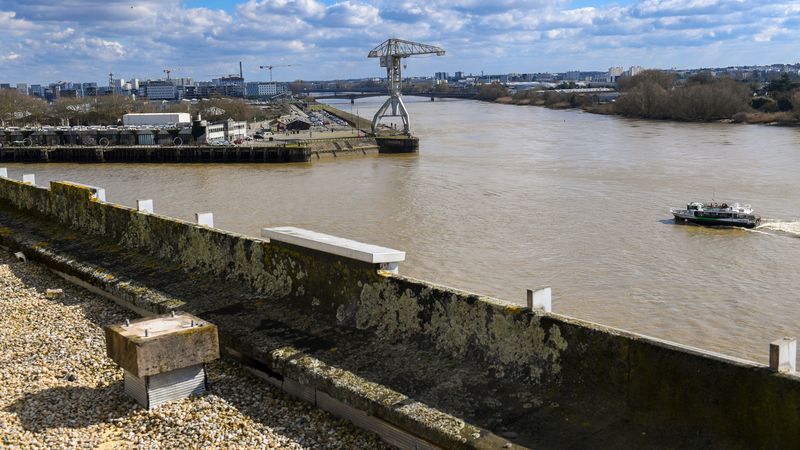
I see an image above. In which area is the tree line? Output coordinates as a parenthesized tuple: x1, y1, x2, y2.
(0, 91, 281, 127)
(473, 71, 800, 124)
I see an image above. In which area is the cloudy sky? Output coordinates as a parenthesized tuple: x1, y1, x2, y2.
(0, 0, 798, 84)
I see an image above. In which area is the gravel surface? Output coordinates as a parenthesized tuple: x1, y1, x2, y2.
(0, 249, 392, 449)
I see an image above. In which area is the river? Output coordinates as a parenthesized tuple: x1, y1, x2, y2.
(5, 97, 800, 363)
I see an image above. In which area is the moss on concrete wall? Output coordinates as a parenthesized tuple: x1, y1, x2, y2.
(2, 175, 800, 447)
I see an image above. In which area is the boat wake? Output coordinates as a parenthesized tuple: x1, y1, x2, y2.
(755, 219, 800, 237)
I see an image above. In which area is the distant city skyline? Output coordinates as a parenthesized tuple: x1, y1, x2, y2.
(1, 0, 799, 84)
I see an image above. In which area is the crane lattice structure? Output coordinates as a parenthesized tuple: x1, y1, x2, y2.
(368, 38, 445, 135)
(259, 64, 294, 82)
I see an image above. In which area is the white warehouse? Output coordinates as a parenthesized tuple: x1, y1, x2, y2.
(123, 113, 191, 126)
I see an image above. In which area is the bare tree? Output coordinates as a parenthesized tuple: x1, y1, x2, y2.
(0, 90, 47, 126)
(617, 70, 676, 92)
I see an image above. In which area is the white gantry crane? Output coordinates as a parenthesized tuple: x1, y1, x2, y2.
(368, 38, 445, 135)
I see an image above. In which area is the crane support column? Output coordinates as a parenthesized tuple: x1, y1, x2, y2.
(371, 55, 411, 135)
(368, 39, 445, 136)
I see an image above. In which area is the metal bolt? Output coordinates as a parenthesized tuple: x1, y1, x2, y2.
(171, 311, 176, 317)
(191, 319, 195, 327)
(125, 319, 130, 327)
(144, 329, 149, 337)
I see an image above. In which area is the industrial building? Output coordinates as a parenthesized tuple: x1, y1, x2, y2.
(245, 82, 290, 99)
(2, 113, 246, 147)
(212, 76, 245, 98)
(123, 113, 191, 126)
(280, 117, 311, 131)
(142, 81, 178, 100)
(194, 117, 247, 144)
(225, 120, 248, 141)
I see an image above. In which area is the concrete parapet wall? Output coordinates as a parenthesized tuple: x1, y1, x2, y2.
(1, 174, 799, 447)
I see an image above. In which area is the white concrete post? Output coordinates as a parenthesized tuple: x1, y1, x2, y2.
(195, 212, 214, 227)
(261, 227, 405, 271)
(22, 174, 35, 185)
(0, 168, 7, 178)
(92, 188, 106, 202)
(527, 287, 552, 313)
(66, 182, 105, 201)
(137, 199, 154, 213)
(769, 337, 796, 373)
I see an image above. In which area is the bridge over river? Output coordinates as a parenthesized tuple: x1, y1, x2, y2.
(309, 91, 478, 101)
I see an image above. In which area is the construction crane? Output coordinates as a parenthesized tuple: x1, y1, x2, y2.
(258, 64, 294, 82)
(163, 69, 172, 81)
(368, 38, 445, 135)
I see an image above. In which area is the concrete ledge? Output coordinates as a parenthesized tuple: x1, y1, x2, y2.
(3, 174, 800, 448)
(65, 181, 106, 202)
(262, 226, 405, 264)
(0, 232, 503, 450)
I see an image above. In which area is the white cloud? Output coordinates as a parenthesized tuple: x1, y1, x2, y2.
(0, 0, 797, 83)
(324, 1, 380, 27)
(0, 52, 21, 61)
(0, 10, 39, 35)
(753, 25, 787, 42)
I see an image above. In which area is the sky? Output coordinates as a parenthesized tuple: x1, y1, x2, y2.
(0, 0, 798, 84)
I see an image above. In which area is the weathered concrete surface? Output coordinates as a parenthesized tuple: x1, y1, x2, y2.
(0, 145, 312, 163)
(0, 176, 799, 449)
(105, 313, 219, 377)
(0, 138, 380, 164)
(376, 135, 420, 153)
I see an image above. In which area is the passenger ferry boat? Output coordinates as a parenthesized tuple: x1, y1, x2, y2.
(670, 202, 761, 228)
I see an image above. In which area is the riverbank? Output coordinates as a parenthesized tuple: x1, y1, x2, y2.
(485, 95, 800, 126)
(0, 249, 388, 449)
(483, 86, 800, 127)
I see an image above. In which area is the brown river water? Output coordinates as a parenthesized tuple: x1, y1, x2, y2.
(5, 97, 800, 363)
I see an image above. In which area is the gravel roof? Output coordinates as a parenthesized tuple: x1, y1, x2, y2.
(0, 249, 391, 450)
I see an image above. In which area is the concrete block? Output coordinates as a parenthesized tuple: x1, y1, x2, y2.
(104, 312, 219, 378)
(0, 168, 7, 178)
(22, 174, 35, 185)
(770, 337, 796, 373)
(195, 212, 214, 227)
(67, 182, 106, 202)
(262, 226, 405, 265)
(137, 199, 154, 213)
(527, 287, 552, 313)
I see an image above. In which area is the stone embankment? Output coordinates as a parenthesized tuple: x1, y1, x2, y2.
(1, 174, 800, 449)
(0, 249, 389, 449)
(0, 137, 384, 164)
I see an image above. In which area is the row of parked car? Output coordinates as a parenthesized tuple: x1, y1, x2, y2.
(253, 127, 275, 140)
(306, 110, 349, 128)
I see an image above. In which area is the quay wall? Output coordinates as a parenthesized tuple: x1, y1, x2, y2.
(0, 137, 380, 163)
(0, 145, 311, 163)
(1, 175, 799, 447)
